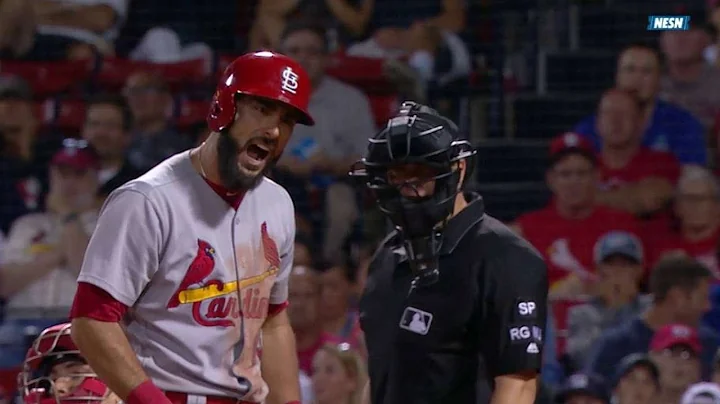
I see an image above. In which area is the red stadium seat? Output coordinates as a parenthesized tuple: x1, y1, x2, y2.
(551, 298, 588, 357)
(368, 94, 400, 128)
(175, 99, 209, 129)
(0, 60, 92, 96)
(326, 54, 390, 92)
(96, 58, 208, 91)
(34, 99, 86, 131)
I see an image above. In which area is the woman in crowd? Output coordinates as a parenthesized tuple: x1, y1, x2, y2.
(311, 343, 367, 404)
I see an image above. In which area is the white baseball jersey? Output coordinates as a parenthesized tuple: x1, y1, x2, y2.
(77, 152, 295, 400)
(4, 211, 97, 315)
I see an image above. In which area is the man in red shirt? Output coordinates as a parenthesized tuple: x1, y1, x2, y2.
(594, 88, 681, 217)
(648, 166, 720, 278)
(512, 132, 642, 298)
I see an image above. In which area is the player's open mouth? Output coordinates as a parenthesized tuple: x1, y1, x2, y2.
(240, 142, 271, 170)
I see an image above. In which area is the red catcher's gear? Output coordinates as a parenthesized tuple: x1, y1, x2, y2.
(207, 51, 315, 131)
(19, 322, 111, 404)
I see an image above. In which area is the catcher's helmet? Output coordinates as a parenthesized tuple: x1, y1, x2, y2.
(19, 323, 115, 404)
(207, 51, 315, 132)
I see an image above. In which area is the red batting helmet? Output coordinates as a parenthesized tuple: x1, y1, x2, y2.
(19, 323, 115, 404)
(207, 51, 315, 131)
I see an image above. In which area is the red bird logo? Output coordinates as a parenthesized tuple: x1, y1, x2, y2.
(261, 222, 280, 268)
(167, 239, 216, 308)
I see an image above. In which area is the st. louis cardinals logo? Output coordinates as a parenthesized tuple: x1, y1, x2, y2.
(281, 67, 299, 94)
(167, 223, 280, 327)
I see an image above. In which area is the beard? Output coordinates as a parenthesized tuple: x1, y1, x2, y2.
(216, 131, 277, 192)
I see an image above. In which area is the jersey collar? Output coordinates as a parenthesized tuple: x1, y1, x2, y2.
(438, 192, 485, 255)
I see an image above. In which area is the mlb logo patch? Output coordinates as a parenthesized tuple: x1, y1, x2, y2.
(399, 307, 433, 335)
(647, 16, 690, 31)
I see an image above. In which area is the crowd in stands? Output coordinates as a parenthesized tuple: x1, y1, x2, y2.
(5, 0, 720, 404)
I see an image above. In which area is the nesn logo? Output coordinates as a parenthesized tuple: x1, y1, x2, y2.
(647, 16, 690, 31)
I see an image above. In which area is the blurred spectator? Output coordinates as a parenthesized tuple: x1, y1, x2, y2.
(128, 27, 212, 63)
(646, 167, 720, 277)
(660, 17, 720, 131)
(346, 0, 471, 89)
(288, 265, 340, 376)
(555, 373, 610, 404)
(574, 44, 707, 165)
(311, 343, 367, 404)
(319, 263, 363, 348)
(81, 94, 142, 199)
(511, 133, 640, 298)
(1, 140, 99, 316)
(681, 382, 720, 404)
(585, 255, 718, 380)
(611, 354, 659, 404)
(122, 72, 192, 172)
(649, 324, 703, 404)
(0, 0, 129, 60)
(543, 311, 565, 387)
(0, 75, 62, 233)
(275, 22, 375, 263)
(0, 0, 35, 58)
(250, 0, 374, 50)
(566, 231, 649, 369)
(594, 89, 680, 217)
(295, 234, 315, 267)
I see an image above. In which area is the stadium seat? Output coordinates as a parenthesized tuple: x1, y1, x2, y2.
(34, 99, 86, 131)
(475, 141, 550, 184)
(513, 95, 598, 139)
(326, 55, 391, 93)
(96, 58, 208, 91)
(0, 60, 93, 96)
(0, 368, 18, 398)
(542, 50, 615, 94)
(368, 94, 399, 128)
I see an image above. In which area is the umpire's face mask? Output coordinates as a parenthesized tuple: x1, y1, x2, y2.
(371, 161, 463, 287)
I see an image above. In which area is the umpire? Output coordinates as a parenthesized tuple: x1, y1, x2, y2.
(350, 102, 548, 404)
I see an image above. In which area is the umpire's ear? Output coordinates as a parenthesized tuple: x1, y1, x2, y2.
(455, 159, 467, 190)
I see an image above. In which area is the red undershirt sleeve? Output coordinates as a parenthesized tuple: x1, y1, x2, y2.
(70, 282, 129, 322)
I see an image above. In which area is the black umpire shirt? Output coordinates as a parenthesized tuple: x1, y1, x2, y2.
(360, 194, 549, 404)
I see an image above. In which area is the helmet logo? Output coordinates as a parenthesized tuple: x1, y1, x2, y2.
(281, 67, 300, 94)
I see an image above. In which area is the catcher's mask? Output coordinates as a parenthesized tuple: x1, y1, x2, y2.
(350, 101, 476, 288)
(19, 323, 111, 404)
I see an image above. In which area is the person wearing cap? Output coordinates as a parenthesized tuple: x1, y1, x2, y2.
(593, 88, 680, 217)
(0, 75, 63, 234)
(0, 138, 100, 316)
(660, 9, 720, 131)
(566, 231, 649, 368)
(573, 43, 706, 166)
(649, 324, 703, 404)
(681, 382, 720, 404)
(612, 354, 659, 404)
(555, 372, 610, 404)
(511, 132, 641, 298)
(586, 254, 719, 381)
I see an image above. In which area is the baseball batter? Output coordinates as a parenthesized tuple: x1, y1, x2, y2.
(69, 51, 315, 404)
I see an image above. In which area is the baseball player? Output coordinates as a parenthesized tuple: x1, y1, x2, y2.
(19, 322, 122, 404)
(69, 51, 314, 404)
